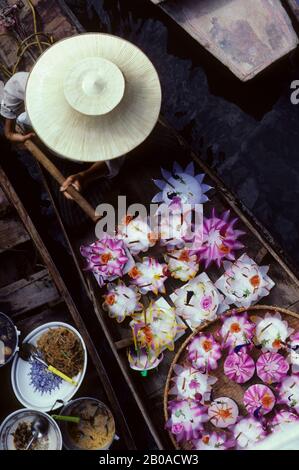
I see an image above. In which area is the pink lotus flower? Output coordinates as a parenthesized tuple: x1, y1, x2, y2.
(192, 209, 244, 268)
(192, 432, 235, 450)
(80, 236, 129, 287)
(169, 364, 217, 403)
(103, 281, 142, 323)
(200, 295, 213, 310)
(128, 257, 168, 295)
(256, 352, 289, 384)
(233, 417, 267, 449)
(224, 352, 255, 384)
(287, 332, 299, 373)
(271, 409, 299, 432)
(164, 248, 199, 282)
(254, 312, 293, 352)
(128, 347, 163, 372)
(220, 313, 255, 352)
(243, 384, 275, 416)
(172, 423, 184, 435)
(166, 399, 209, 442)
(276, 375, 299, 412)
(188, 333, 221, 372)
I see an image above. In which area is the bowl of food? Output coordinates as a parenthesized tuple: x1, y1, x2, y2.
(11, 322, 87, 412)
(0, 409, 62, 450)
(59, 398, 116, 450)
(0, 312, 19, 367)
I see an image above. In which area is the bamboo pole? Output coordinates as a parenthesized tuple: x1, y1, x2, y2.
(24, 138, 100, 223)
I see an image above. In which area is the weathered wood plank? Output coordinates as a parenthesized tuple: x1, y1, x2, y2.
(115, 337, 133, 350)
(0, 214, 30, 252)
(264, 257, 299, 309)
(157, 0, 298, 81)
(0, 187, 10, 216)
(0, 269, 60, 316)
(0, 165, 136, 450)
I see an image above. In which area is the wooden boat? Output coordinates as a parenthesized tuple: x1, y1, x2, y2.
(37, 119, 299, 449)
(0, 166, 136, 449)
(1, 0, 299, 450)
(0, 0, 83, 77)
(286, 0, 299, 23)
(149, 0, 298, 81)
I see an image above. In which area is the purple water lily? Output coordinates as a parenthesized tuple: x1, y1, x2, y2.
(166, 399, 209, 442)
(192, 209, 244, 268)
(80, 236, 129, 286)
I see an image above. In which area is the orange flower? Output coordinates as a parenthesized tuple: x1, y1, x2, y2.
(202, 435, 210, 445)
(217, 408, 232, 419)
(250, 275, 260, 288)
(272, 339, 281, 349)
(147, 232, 158, 243)
(202, 339, 213, 352)
(219, 244, 230, 254)
(128, 266, 141, 279)
(101, 252, 112, 264)
(230, 322, 241, 333)
(179, 250, 190, 262)
(142, 325, 153, 345)
(105, 294, 116, 306)
(123, 215, 133, 225)
(261, 393, 274, 408)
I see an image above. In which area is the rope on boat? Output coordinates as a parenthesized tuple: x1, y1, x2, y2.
(0, 0, 54, 79)
(27, 0, 42, 54)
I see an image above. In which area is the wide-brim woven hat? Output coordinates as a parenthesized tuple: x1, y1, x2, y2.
(25, 33, 162, 162)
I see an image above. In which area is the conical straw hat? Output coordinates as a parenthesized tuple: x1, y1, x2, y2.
(25, 33, 162, 162)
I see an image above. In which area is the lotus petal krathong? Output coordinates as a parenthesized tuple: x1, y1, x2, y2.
(192, 209, 245, 268)
(128, 257, 168, 295)
(215, 254, 275, 308)
(80, 235, 130, 287)
(152, 161, 212, 207)
(102, 281, 142, 323)
(130, 298, 185, 356)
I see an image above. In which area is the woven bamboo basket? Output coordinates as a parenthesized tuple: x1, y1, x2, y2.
(164, 305, 299, 450)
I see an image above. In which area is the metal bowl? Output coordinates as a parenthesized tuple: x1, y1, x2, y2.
(0, 312, 19, 368)
(0, 409, 62, 450)
(59, 397, 115, 450)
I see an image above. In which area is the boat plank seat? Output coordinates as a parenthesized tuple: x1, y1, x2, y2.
(0, 187, 10, 216)
(0, 268, 61, 317)
(152, 0, 298, 81)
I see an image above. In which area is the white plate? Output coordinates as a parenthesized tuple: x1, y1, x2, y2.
(11, 322, 87, 412)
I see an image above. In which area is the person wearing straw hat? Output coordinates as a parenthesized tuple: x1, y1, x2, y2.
(25, 33, 161, 209)
(0, 71, 124, 199)
(1, 33, 161, 216)
(0, 72, 34, 142)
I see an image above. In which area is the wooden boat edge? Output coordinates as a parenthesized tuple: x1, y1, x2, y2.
(0, 164, 137, 450)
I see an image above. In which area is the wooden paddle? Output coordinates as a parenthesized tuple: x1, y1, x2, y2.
(23, 138, 100, 224)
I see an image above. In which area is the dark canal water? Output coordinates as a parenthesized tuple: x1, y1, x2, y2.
(67, 0, 299, 269)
